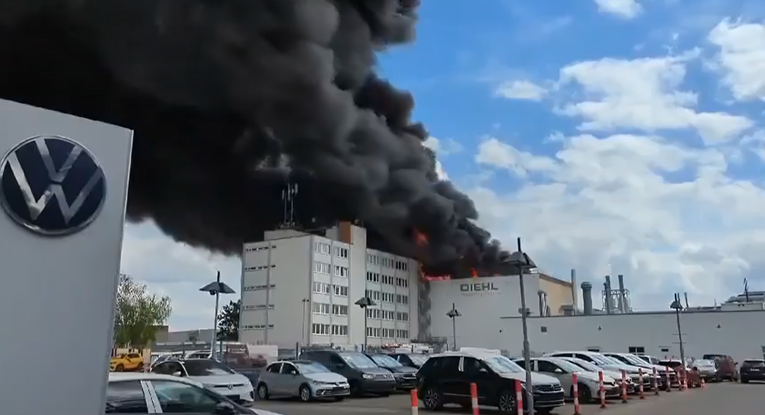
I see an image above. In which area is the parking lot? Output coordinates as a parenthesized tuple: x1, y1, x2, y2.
(252, 382, 763, 415)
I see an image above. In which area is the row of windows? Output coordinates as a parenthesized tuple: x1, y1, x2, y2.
(367, 254, 410, 271)
(366, 272, 410, 288)
(312, 302, 349, 315)
(245, 245, 276, 252)
(312, 282, 349, 297)
(242, 304, 274, 311)
(244, 264, 276, 271)
(366, 327, 409, 338)
(314, 242, 350, 258)
(365, 290, 409, 305)
(312, 323, 349, 335)
(241, 324, 274, 330)
(366, 308, 409, 321)
(242, 284, 276, 291)
(314, 262, 349, 277)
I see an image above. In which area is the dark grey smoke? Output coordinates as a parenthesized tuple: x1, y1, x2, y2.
(0, 0, 511, 276)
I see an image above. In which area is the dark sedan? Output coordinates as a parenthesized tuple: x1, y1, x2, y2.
(388, 353, 430, 369)
(367, 354, 418, 390)
(740, 359, 765, 383)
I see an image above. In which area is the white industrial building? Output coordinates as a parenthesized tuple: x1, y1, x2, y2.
(238, 222, 422, 348)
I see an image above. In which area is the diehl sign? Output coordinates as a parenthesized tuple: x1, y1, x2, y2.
(459, 282, 500, 295)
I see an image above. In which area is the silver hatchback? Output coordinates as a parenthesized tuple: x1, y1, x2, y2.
(257, 360, 350, 402)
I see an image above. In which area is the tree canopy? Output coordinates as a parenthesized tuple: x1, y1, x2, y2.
(113, 274, 172, 348)
(217, 299, 241, 341)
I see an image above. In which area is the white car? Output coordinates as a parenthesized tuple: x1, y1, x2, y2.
(150, 358, 254, 405)
(257, 360, 350, 401)
(107, 372, 281, 414)
(514, 356, 618, 403)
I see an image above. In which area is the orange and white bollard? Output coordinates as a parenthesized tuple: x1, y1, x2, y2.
(515, 380, 524, 415)
(681, 370, 687, 391)
(620, 370, 628, 403)
(410, 389, 418, 415)
(470, 383, 479, 415)
(652, 367, 660, 395)
(665, 366, 672, 393)
(572, 374, 581, 415)
(598, 371, 607, 409)
(638, 368, 644, 399)
(701, 377, 706, 389)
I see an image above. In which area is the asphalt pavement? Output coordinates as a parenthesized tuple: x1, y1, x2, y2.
(251, 381, 764, 415)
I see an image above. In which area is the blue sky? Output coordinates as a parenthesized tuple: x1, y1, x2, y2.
(123, 0, 765, 329)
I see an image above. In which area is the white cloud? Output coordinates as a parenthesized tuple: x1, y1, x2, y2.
(557, 53, 753, 143)
(708, 18, 765, 101)
(471, 133, 765, 309)
(593, 0, 643, 19)
(494, 80, 549, 101)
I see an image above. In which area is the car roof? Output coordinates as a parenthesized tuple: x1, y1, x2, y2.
(429, 350, 502, 361)
(551, 351, 601, 355)
(109, 372, 201, 387)
(275, 360, 315, 365)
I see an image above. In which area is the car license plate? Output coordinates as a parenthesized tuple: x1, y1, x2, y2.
(751, 368, 760, 371)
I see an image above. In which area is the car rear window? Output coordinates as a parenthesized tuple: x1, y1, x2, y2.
(743, 360, 765, 367)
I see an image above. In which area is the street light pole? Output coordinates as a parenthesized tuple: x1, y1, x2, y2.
(516, 237, 535, 415)
(199, 271, 236, 358)
(671, 293, 687, 375)
(355, 296, 375, 352)
(446, 303, 462, 350)
(301, 298, 309, 345)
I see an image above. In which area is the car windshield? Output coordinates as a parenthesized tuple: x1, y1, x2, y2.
(695, 359, 716, 367)
(484, 356, 524, 373)
(340, 353, 378, 369)
(589, 354, 615, 365)
(549, 358, 584, 373)
(408, 354, 430, 365)
(182, 359, 235, 376)
(371, 355, 402, 368)
(295, 362, 330, 374)
(564, 358, 600, 372)
(622, 354, 650, 366)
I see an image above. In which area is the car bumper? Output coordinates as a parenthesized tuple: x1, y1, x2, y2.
(219, 387, 254, 404)
(532, 391, 565, 408)
(394, 376, 418, 390)
(604, 385, 622, 398)
(313, 384, 351, 397)
(741, 371, 765, 380)
(361, 379, 397, 393)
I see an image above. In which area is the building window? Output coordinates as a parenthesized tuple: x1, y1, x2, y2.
(314, 262, 331, 274)
(331, 324, 348, 336)
(313, 282, 331, 294)
(333, 285, 348, 297)
(312, 323, 330, 335)
(243, 264, 276, 271)
(242, 284, 275, 291)
(242, 304, 274, 311)
(628, 346, 645, 354)
(334, 266, 348, 278)
(660, 347, 670, 353)
(312, 303, 330, 314)
(332, 304, 348, 316)
(244, 245, 276, 252)
(334, 247, 349, 258)
(315, 242, 330, 254)
(242, 324, 274, 330)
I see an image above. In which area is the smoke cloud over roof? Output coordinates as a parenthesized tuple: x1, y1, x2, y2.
(0, 0, 514, 277)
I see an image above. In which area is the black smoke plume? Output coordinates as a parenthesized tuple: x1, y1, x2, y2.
(0, 0, 512, 277)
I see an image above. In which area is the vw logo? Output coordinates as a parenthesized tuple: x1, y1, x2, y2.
(227, 384, 233, 390)
(0, 135, 106, 236)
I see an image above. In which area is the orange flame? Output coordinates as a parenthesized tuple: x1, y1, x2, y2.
(471, 268, 478, 278)
(414, 229, 428, 246)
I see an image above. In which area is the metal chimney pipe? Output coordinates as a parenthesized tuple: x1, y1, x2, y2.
(684, 292, 689, 309)
(617, 274, 626, 313)
(604, 276, 612, 314)
(570, 269, 578, 313)
(581, 282, 593, 315)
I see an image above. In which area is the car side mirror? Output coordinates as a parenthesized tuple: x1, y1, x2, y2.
(336, 363, 346, 369)
(214, 402, 236, 415)
(555, 368, 564, 374)
(479, 368, 488, 373)
(171, 371, 182, 377)
(291, 371, 298, 376)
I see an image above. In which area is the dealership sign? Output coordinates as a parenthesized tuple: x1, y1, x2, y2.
(459, 282, 500, 296)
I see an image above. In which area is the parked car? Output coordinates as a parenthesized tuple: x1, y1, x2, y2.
(557, 357, 635, 396)
(739, 359, 765, 383)
(256, 360, 349, 401)
(658, 359, 701, 388)
(637, 355, 661, 365)
(106, 372, 281, 414)
(389, 352, 430, 369)
(691, 359, 721, 382)
(299, 349, 396, 396)
(150, 358, 254, 405)
(544, 351, 650, 391)
(111, 353, 145, 372)
(702, 354, 738, 381)
(603, 352, 671, 389)
(513, 356, 619, 403)
(367, 353, 418, 390)
(417, 350, 565, 414)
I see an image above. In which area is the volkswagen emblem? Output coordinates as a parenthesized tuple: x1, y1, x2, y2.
(0, 135, 106, 236)
(227, 384, 233, 390)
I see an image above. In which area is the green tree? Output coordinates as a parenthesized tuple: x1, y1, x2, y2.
(217, 299, 241, 341)
(113, 274, 172, 349)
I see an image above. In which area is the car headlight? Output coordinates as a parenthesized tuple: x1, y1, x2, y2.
(362, 373, 374, 379)
(203, 383, 214, 388)
(311, 380, 332, 385)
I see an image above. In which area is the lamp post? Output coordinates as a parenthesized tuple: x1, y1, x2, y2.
(301, 298, 310, 346)
(508, 237, 537, 415)
(199, 271, 236, 357)
(670, 293, 687, 376)
(355, 296, 375, 352)
(446, 303, 461, 350)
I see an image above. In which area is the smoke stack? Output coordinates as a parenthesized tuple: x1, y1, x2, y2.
(570, 269, 578, 313)
(537, 291, 545, 316)
(581, 282, 593, 315)
(604, 276, 612, 314)
(684, 292, 689, 309)
(617, 274, 625, 313)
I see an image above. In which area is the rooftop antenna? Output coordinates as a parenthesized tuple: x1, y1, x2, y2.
(279, 181, 298, 228)
(744, 278, 750, 302)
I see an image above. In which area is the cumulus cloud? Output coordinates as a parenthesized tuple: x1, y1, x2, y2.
(708, 18, 765, 101)
(494, 80, 549, 101)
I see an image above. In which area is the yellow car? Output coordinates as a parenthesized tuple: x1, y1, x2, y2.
(110, 353, 144, 372)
